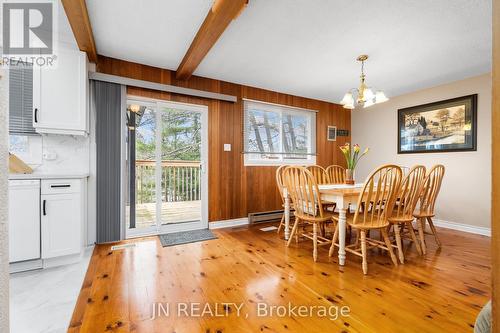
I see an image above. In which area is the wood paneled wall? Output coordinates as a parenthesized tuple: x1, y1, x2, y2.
(96, 56, 351, 222)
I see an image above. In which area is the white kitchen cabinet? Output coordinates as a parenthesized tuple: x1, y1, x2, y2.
(33, 48, 88, 135)
(41, 179, 83, 259)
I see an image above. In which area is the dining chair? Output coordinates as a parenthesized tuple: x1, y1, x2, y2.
(307, 165, 336, 228)
(326, 165, 346, 184)
(329, 164, 402, 274)
(388, 165, 426, 263)
(282, 166, 335, 262)
(398, 165, 411, 176)
(413, 164, 445, 254)
(306, 165, 331, 184)
(276, 165, 291, 234)
(325, 164, 353, 232)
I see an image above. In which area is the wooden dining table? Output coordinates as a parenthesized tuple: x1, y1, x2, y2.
(283, 183, 364, 266)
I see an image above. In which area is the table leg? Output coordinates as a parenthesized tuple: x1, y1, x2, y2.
(284, 191, 290, 241)
(338, 207, 347, 266)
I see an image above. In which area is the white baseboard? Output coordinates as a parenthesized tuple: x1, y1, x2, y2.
(209, 218, 249, 230)
(433, 219, 491, 237)
(10, 260, 43, 274)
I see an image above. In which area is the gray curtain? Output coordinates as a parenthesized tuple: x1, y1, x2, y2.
(93, 80, 123, 244)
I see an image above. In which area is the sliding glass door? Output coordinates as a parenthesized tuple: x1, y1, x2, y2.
(125, 99, 208, 237)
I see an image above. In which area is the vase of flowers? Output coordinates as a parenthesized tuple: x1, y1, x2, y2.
(339, 143, 369, 185)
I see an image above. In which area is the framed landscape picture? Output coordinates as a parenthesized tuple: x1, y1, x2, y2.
(398, 94, 477, 154)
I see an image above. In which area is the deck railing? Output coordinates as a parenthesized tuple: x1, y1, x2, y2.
(135, 160, 201, 204)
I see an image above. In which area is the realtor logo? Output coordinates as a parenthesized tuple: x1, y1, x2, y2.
(3, 2, 53, 54)
(2, 1, 57, 68)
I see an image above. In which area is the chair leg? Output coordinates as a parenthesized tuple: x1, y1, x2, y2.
(347, 225, 352, 243)
(286, 218, 300, 247)
(381, 228, 398, 267)
(297, 221, 304, 244)
(427, 217, 441, 247)
(329, 223, 339, 257)
(320, 221, 326, 237)
(417, 218, 427, 255)
(360, 230, 368, 274)
(407, 222, 422, 255)
(394, 223, 404, 264)
(313, 223, 318, 262)
(277, 214, 284, 234)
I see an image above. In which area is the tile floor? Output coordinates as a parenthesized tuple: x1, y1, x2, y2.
(9, 248, 93, 333)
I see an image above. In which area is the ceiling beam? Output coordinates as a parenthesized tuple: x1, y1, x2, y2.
(176, 0, 248, 80)
(61, 0, 97, 63)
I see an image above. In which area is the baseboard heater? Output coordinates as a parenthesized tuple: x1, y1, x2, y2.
(248, 210, 283, 224)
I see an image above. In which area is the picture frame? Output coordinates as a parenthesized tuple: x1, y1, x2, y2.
(397, 94, 477, 154)
(327, 126, 337, 141)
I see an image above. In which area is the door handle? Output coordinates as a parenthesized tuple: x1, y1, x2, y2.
(43, 200, 46, 216)
(34, 108, 38, 123)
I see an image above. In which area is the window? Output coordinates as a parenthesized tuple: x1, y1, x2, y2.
(8, 64, 42, 165)
(243, 100, 316, 165)
(9, 64, 37, 135)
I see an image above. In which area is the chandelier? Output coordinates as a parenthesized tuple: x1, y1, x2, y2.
(340, 55, 389, 109)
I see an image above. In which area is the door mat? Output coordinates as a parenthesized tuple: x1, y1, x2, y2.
(159, 229, 217, 247)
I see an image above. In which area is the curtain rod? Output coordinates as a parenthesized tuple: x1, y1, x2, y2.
(88, 72, 237, 103)
(242, 98, 319, 113)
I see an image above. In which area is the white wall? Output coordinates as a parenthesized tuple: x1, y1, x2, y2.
(352, 74, 491, 229)
(0, 67, 10, 333)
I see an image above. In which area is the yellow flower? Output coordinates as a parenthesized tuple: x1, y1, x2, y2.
(354, 144, 360, 153)
(363, 148, 369, 154)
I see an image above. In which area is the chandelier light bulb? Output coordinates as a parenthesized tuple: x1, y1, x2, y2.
(375, 91, 389, 104)
(363, 88, 375, 103)
(340, 92, 354, 106)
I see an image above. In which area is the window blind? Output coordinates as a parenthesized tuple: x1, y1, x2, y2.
(9, 65, 37, 135)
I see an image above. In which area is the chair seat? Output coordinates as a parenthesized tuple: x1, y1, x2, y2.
(333, 214, 389, 229)
(388, 215, 414, 224)
(413, 212, 435, 218)
(295, 211, 338, 223)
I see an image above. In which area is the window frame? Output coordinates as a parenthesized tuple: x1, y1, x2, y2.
(243, 100, 317, 166)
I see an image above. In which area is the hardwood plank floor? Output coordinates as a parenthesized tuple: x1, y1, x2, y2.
(69, 223, 490, 332)
(127, 201, 202, 228)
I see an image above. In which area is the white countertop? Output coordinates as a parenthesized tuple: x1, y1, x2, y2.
(9, 173, 89, 180)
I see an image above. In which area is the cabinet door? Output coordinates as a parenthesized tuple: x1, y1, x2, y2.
(41, 193, 81, 258)
(9, 183, 41, 262)
(33, 48, 87, 135)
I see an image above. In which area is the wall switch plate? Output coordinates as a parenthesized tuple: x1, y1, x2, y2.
(223, 144, 231, 152)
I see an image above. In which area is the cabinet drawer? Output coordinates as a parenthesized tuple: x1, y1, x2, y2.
(41, 179, 81, 194)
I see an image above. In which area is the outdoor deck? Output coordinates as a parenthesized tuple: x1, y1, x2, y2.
(127, 200, 201, 229)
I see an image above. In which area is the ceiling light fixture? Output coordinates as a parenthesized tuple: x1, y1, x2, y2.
(340, 55, 389, 109)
